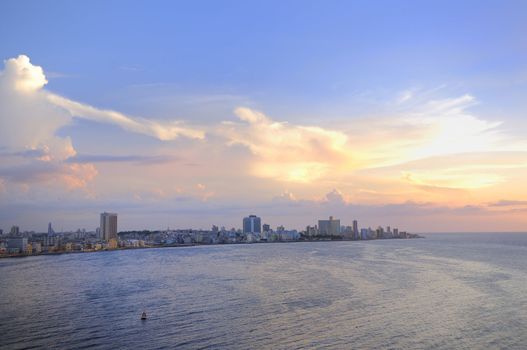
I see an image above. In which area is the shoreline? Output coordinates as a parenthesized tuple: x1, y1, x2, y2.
(0, 235, 424, 259)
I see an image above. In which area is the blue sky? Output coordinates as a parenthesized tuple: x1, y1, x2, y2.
(3, 0, 526, 111)
(1, 1, 527, 232)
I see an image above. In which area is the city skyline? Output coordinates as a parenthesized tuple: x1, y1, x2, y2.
(1, 1, 527, 232)
(2, 212, 385, 236)
(1, 210, 415, 258)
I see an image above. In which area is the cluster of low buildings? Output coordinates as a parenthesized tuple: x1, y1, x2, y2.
(0, 213, 419, 258)
(0, 221, 140, 257)
(305, 216, 413, 240)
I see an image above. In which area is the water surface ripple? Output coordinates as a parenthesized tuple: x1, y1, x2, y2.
(2, 233, 527, 349)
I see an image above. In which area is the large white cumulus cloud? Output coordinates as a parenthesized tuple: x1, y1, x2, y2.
(0, 55, 204, 194)
(1, 54, 47, 92)
(0, 55, 204, 156)
(0, 55, 96, 193)
(0, 55, 75, 161)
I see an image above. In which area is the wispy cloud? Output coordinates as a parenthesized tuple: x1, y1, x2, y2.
(47, 94, 204, 140)
(118, 64, 142, 72)
(488, 200, 527, 207)
(67, 154, 179, 164)
(0, 161, 97, 190)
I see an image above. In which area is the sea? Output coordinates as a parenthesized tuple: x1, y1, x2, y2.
(2, 233, 527, 349)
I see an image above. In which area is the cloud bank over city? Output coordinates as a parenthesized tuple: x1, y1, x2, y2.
(1, 54, 526, 232)
(1, 1, 526, 232)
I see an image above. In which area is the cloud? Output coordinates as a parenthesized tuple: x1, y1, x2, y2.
(352, 150, 527, 206)
(0, 55, 75, 162)
(67, 154, 178, 164)
(324, 189, 347, 204)
(2, 55, 527, 232)
(205, 92, 527, 217)
(1, 55, 204, 146)
(221, 107, 353, 183)
(273, 190, 297, 202)
(195, 183, 215, 201)
(261, 188, 527, 232)
(0, 160, 97, 194)
(0, 55, 87, 194)
(397, 89, 413, 103)
(217, 94, 520, 200)
(0, 55, 206, 196)
(47, 94, 204, 140)
(349, 94, 512, 169)
(489, 200, 527, 207)
(405, 95, 506, 159)
(1, 55, 48, 92)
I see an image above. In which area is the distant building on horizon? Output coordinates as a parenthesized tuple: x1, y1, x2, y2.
(353, 220, 359, 240)
(243, 215, 261, 234)
(376, 226, 384, 239)
(100, 212, 118, 241)
(48, 222, 55, 236)
(360, 228, 370, 240)
(318, 216, 340, 236)
(305, 225, 318, 237)
(10, 226, 20, 236)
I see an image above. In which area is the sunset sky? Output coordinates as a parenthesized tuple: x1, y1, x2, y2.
(1, 0, 527, 232)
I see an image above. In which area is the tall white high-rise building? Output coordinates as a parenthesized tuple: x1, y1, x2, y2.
(100, 212, 118, 241)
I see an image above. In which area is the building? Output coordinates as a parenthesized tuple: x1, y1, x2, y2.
(7, 237, 27, 254)
(352, 220, 359, 240)
(100, 212, 118, 241)
(243, 215, 261, 234)
(318, 216, 340, 236)
(107, 238, 118, 249)
(10, 226, 20, 236)
(376, 226, 384, 239)
(305, 225, 318, 237)
(279, 230, 300, 241)
(360, 228, 370, 240)
(32, 242, 42, 254)
(343, 226, 353, 239)
(262, 224, 271, 232)
(43, 234, 59, 249)
(47, 222, 55, 235)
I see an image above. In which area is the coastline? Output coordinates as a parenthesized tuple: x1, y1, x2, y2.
(0, 235, 424, 259)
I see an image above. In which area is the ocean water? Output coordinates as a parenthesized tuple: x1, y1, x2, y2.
(2, 233, 527, 349)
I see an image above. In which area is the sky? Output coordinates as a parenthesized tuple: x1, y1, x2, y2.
(1, 0, 527, 233)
